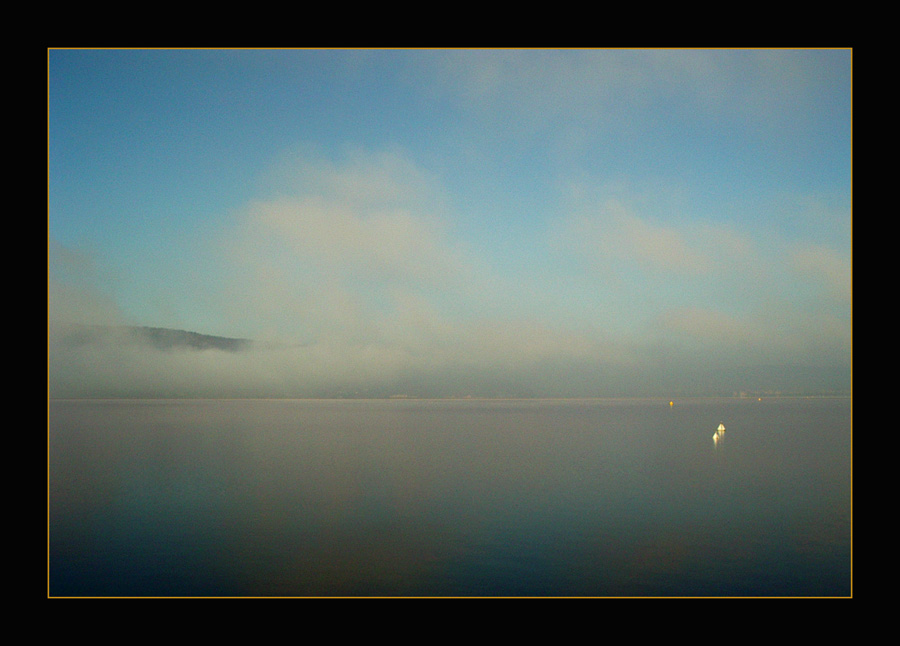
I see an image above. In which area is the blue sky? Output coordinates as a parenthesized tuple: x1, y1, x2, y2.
(48, 48, 852, 397)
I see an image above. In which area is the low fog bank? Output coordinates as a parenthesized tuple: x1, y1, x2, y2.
(47, 323, 850, 400)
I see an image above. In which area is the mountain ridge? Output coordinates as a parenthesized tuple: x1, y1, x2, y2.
(56, 323, 253, 353)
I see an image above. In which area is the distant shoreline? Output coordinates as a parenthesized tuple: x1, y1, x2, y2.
(48, 394, 851, 403)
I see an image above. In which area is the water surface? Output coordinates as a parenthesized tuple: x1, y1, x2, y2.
(48, 397, 851, 596)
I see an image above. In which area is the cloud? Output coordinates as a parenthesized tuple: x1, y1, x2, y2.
(219, 148, 482, 345)
(218, 143, 616, 368)
(652, 294, 850, 371)
(428, 49, 842, 144)
(47, 50, 851, 399)
(550, 175, 851, 374)
(562, 193, 710, 278)
(241, 195, 462, 283)
(789, 243, 852, 303)
(609, 203, 706, 275)
(48, 240, 127, 327)
(657, 306, 747, 344)
(47, 146, 652, 399)
(48, 140, 851, 400)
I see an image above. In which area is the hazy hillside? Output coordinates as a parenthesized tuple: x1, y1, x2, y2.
(57, 324, 252, 353)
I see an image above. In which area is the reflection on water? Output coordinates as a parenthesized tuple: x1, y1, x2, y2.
(48, 398, 851, 597)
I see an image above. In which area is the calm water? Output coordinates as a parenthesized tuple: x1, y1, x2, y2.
(48, 397, 852, 597)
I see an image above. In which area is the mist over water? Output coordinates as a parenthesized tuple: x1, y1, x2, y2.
(48, 397, 851, 597)
(47, 320, 850, 400)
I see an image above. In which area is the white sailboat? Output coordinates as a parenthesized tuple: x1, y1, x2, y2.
(714, 422, 726, 445)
